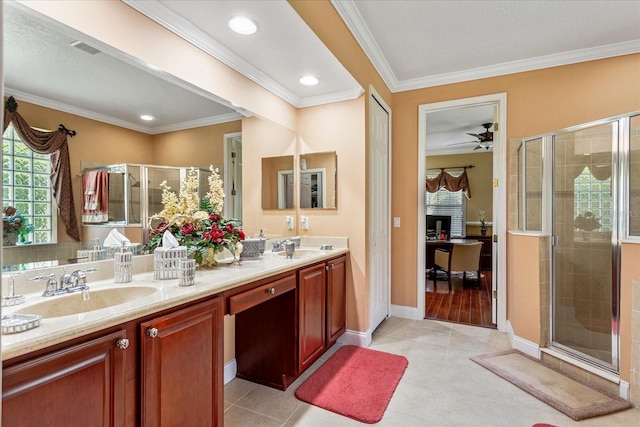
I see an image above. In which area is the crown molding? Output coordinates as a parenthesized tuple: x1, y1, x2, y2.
(297, 87, 365, 108)
(330, 0, 399, 90)
(6, 88, 242, 135)
(331, 1, 640, 93)
(394, 40, 640, 92)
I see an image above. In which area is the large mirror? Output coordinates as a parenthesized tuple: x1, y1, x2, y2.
(299, 152, 337, 209)
(262, 156, 295, 210)
(1, 3, 292, 271)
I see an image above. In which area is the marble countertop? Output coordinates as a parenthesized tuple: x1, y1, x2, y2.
(2, 238, 348, 361)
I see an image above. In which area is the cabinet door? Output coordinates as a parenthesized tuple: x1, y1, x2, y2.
(298, 263, 326, 373)
(140, 297, 223, 427)
(3, 330, 128, 427)
(326, 255, 347, 347)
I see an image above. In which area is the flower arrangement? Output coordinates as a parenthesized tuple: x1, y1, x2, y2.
(3, 206, 34, 245)
(145, 166, 245, 267)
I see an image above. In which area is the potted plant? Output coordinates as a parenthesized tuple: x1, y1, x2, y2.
(3, 206, 35, 246)
(479, 209, 488, 236)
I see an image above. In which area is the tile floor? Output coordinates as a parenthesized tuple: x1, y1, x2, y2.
(224, 317, 640, 426)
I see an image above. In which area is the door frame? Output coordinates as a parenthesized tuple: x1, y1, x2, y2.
(417, 93, 507, 331)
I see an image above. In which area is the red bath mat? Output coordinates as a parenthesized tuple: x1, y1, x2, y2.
(295, 345, 408, 424)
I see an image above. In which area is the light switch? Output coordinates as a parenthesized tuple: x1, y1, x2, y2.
(285, 216, 294, 230)
(393, 217, 401, 227)
(301, 216, 309, 230)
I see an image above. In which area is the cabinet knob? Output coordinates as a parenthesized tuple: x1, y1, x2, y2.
(115, 338, 129, 350)
(267, 287, 276, 295)
(146, 327, 159, 338)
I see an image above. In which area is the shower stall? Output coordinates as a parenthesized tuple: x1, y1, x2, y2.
(81, 163, 214, 244)
(519, 113, 640, 372)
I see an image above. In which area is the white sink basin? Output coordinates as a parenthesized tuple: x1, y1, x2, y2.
(15, 286, 159, 318)
(276, 249, 323, 258)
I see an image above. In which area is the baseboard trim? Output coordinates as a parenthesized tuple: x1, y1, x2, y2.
(224, 358, 237, 385)
(506, 320, 540, 358)
(390, 304, 420, 320)
(338, 329, 371, 347)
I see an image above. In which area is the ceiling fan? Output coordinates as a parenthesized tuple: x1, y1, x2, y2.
(448, 122, 494, 150)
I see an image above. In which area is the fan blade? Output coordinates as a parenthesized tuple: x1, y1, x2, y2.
(447, 140, 479, 146)
(473, 145, 483, 150)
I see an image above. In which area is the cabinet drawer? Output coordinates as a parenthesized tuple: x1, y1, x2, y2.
(230, 274, 296, 315)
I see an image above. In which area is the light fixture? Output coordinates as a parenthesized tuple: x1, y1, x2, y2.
(229, 16, 258, 35)
(140, 114, 155, 121)
(299, 75, 319, 86)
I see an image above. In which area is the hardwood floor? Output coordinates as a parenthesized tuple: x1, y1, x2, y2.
(425, 269, 495, 328)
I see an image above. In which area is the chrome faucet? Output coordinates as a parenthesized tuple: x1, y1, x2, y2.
(272, 240, 287, 252)
(30, 268, 97, 297)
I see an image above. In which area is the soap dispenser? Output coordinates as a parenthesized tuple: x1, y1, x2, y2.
(113, 241, 132, 283)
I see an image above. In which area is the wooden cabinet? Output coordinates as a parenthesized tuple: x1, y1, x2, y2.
(140, 297, 223, 427)
(3, 296, 224, 427)
(2, 329, 128, 427)
(326, 255, 347, 347)
(298, 263, 327, 373)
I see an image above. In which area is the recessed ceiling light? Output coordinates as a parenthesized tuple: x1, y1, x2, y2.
(140, 115, 155, 121)
(229, 16, 258, 35)
(299, 75, 319, 86)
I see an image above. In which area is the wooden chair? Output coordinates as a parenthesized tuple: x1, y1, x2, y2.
(433, 242, 483, 291)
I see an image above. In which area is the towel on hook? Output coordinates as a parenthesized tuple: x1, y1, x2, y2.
(82, 170, 109, 223)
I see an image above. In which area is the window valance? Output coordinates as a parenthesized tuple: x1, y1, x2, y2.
(3, 96, 80, 241)
(426, 168, 472, 199)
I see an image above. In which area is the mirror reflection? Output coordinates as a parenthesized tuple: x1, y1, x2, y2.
(262, 156, 295, 210)
(299, 152, 337, 209)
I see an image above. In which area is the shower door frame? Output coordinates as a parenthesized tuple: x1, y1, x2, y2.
(549, 115, 633, 373)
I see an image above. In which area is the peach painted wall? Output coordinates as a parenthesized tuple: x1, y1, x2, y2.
(507, 233, 542, 344)
(621, 243, 640, 382)
(152, 122, 241, 169)
(297, 98, 367, 332)
(391, 55, 640, 311)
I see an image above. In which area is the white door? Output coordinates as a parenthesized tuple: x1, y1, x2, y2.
(369, 91, 391, 332)
(491, 105, 499, 324)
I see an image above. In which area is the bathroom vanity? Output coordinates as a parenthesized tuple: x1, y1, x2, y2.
(1, 246, 347, 427)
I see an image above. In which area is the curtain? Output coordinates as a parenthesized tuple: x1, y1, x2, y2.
(3, 96, 80, 241)
(426, 169, 472, 199)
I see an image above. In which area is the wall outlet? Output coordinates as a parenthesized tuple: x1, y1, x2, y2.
(301, 216, 309, 230)
(285, 216, 294, 230)
(393, 217, 401, 227)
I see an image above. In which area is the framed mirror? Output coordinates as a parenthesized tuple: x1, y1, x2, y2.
(262, 155, 295, 210)
(299, 152, 337, 209)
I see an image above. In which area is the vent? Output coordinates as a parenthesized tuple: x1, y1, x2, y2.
(69, 40, 100, 55)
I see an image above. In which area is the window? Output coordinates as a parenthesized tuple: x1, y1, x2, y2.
(574, 167, 612, 232)
(426, 184, 466, 237)
(2, 124, 55, 244)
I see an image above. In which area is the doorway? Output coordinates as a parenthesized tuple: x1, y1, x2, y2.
(418, 94, 507, 331)
(224, 132, 242, 222)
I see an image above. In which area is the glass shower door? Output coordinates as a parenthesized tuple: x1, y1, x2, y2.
(552, 122, 617, 369)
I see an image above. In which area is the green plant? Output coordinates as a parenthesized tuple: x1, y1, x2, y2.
(479, 209, 487, 230)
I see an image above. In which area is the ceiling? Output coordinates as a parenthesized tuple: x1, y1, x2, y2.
(4, 1, 639, 149)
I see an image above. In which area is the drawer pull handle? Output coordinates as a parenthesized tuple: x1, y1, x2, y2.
(115, 338, 129, 350)
(267, 287, 276, 295)
(146, 327, 159, 338)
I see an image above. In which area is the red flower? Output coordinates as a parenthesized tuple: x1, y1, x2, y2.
(209, 213, 220, 222)
(181, 222, 195, 235)
(151, 221, 169, 235)
(225, 223, 235, 234)
(238, 229, 246, 240)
